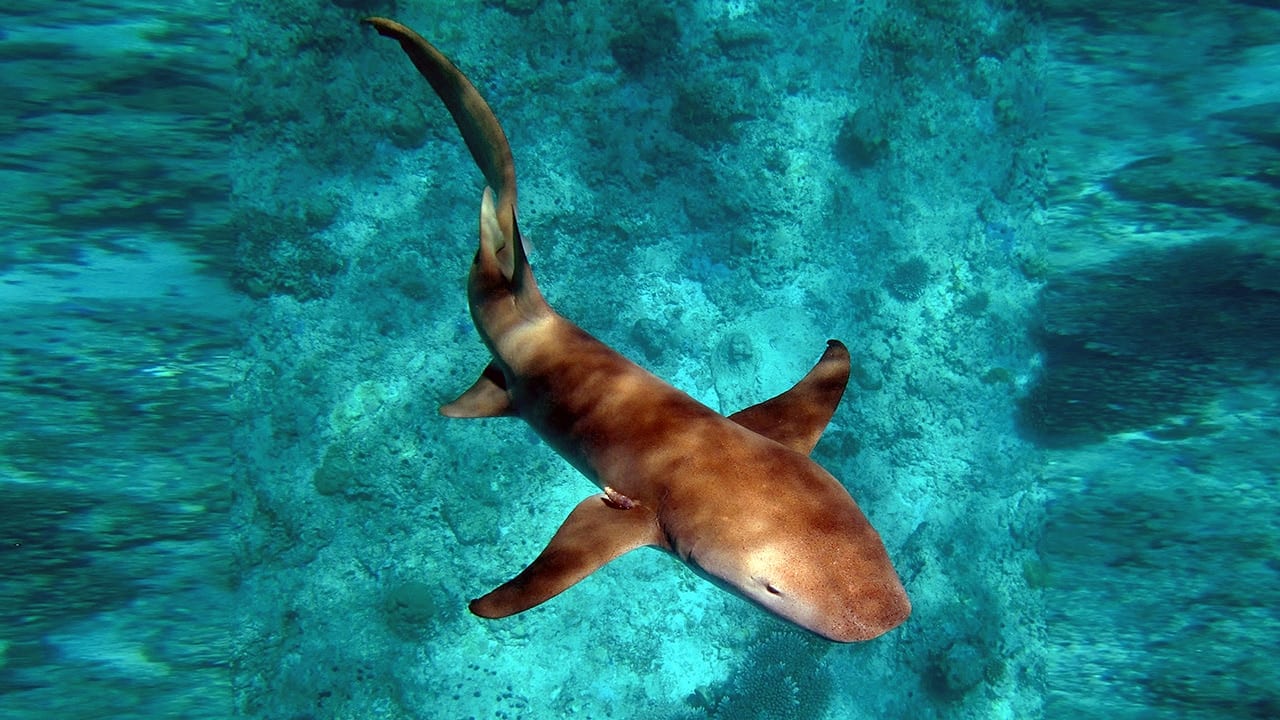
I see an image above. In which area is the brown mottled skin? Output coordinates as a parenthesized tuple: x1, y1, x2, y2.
(364, 18, 910, 642)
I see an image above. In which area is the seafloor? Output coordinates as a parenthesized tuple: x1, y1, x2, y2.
(1, 1, 1277, 719)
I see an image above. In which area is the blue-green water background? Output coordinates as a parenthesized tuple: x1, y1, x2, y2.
(2, 1, 1277, 718)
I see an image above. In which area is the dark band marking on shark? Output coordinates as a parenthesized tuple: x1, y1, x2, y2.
(362, 17, 911, 642)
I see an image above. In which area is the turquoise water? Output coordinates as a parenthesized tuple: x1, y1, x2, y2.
(2, 1, 1277, 718)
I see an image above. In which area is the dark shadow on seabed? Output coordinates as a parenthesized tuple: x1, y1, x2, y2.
(1034, 2, 1280, 717)
(0, 3, 236, 717)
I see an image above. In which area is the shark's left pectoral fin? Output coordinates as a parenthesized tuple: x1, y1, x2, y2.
(440, 362, 514, 418)
(469, 494, 661, 618)
(729, 340, 851, 455)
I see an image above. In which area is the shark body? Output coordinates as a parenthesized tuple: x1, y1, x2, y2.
(365, 18, 910, 642)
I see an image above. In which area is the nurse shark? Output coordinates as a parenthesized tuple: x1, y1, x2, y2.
(363, 17, 910, 642)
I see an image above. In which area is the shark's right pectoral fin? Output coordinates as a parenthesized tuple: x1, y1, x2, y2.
(440, 362, 514, 418)
(469, 494, 662, 619)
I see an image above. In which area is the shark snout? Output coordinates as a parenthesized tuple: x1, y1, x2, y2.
(834, 581, 912, 642)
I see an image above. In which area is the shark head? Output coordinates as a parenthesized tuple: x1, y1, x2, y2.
(685, 463, 912, 643)
(737, 529, 911, 642)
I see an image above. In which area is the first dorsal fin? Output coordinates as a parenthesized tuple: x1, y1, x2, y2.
(469, 494, 663, 618)
(363, 16, 529, 286)
(728, 340, 851, 455)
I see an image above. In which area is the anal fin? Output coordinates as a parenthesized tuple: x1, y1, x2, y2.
(440, 362, 514, 418)
(469, 494, 662, 618)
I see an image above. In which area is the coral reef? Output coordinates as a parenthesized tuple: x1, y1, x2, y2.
(834, 108, 890, 170)
(608, 6, 680, 77)
(884, 256, 933, 301)
(711, 331, 761, 411)
(232, 202, 344, 300)
(1108, 145, 1280, 224)
(693, 630, 833, 720)
(1019, 238, 1280, 445)
(384, 581, 442, 639)
(671, 80, 751, 146)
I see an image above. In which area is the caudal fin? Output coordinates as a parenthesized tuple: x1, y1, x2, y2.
(363, 17, 530, 286)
